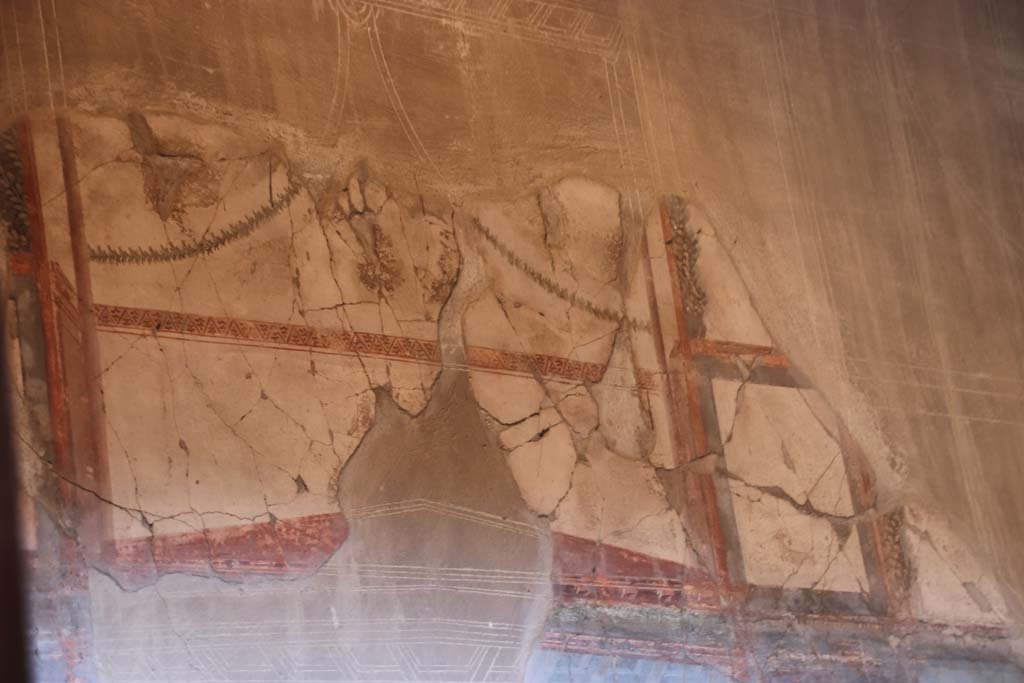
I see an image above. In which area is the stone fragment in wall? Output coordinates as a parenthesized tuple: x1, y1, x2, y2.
(507, 423, 576, 516)
(347, 174, 364, 213)
(712, 379, 869, 590)
(903, 504, 1010, 625)
(551, 441, 698, 566)
(363, 179, 387, 214)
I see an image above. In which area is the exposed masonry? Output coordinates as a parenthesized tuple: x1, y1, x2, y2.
(89, 179, 302, 265)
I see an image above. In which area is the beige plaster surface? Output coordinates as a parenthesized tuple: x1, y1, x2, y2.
(4, 0, 1024, 679)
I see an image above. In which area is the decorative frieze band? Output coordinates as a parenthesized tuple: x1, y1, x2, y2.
(93, 303, 621, 385)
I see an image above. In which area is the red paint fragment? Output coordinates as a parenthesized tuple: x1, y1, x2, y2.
(551, 532, 734, 611)
(105, 512, 348, 586)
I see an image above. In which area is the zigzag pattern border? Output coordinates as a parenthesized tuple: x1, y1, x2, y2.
(93, 303, 622, 385)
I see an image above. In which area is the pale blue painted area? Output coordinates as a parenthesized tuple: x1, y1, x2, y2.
(919, 661, 1024, 682)
(525, 649, 735, 683)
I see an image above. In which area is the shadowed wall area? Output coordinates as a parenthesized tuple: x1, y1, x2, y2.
(2, 0, 1024, 680)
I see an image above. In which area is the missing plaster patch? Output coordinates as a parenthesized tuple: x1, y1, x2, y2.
(124, 111, 211, 221)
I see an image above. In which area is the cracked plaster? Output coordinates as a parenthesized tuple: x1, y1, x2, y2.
(3, 2, 1024, 674)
